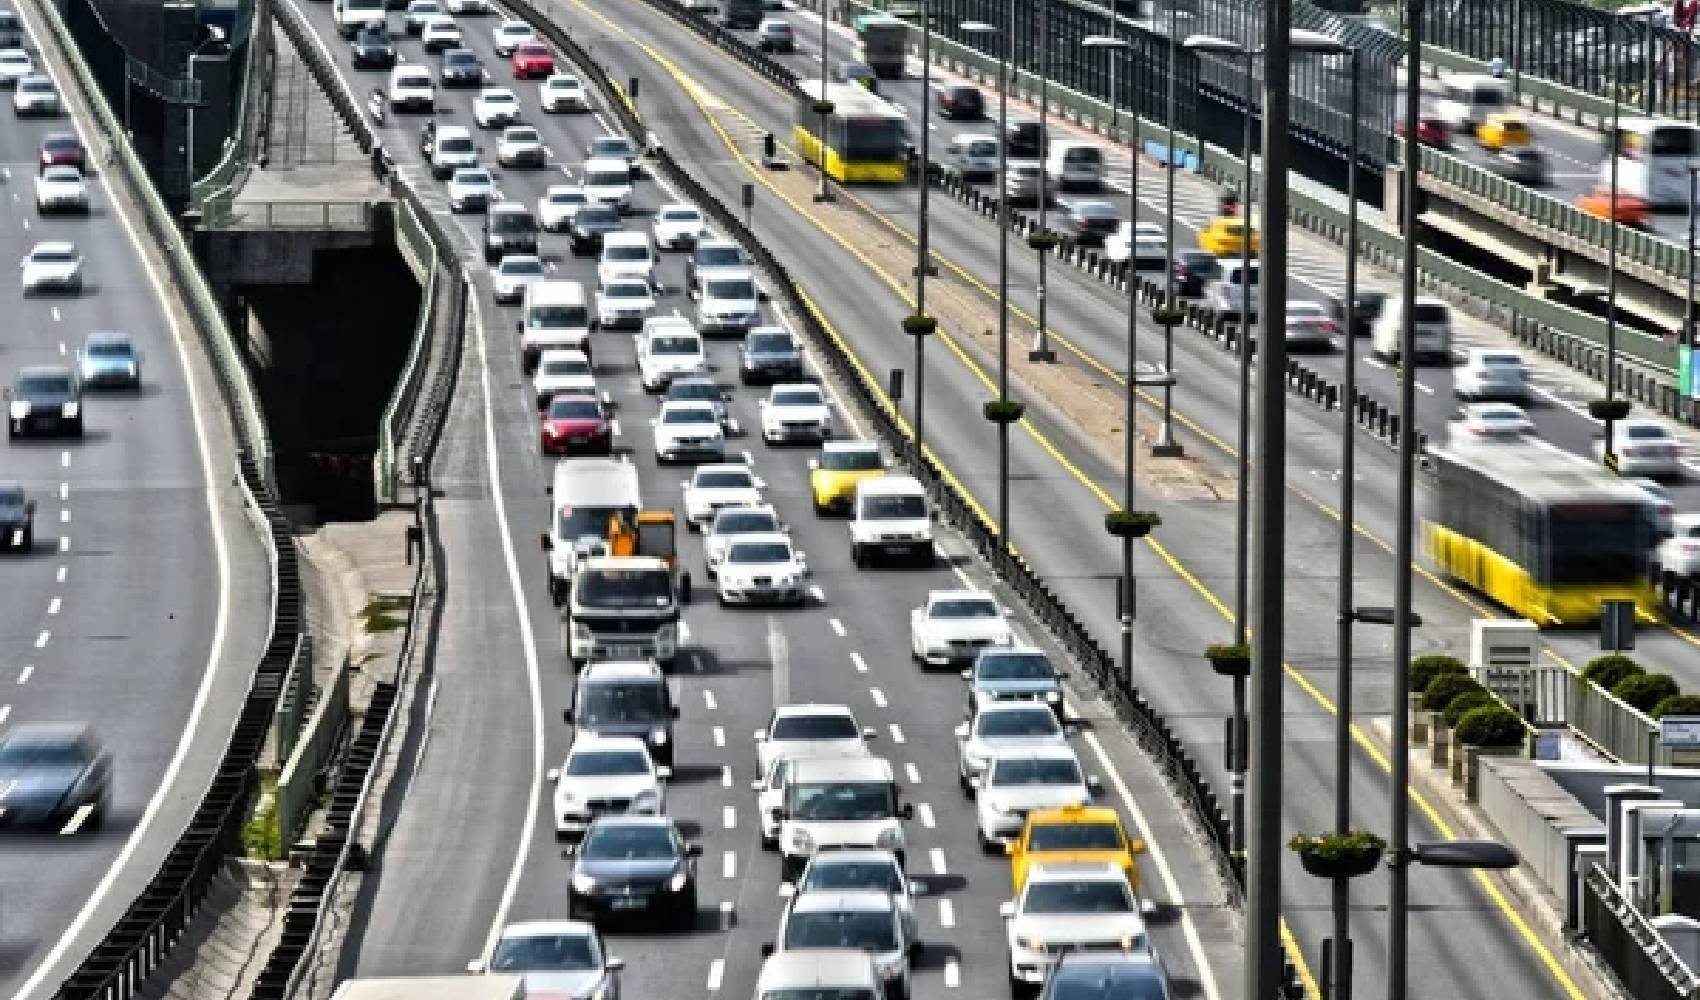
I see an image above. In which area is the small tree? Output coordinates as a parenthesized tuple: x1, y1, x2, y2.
(1652, 694, 1700, 720)
(1613, 673, 1680, 714)
(1410, 654, 1467, 694)
(1423, 673, 1485, 714)
(1583, 654, 1643, 691)
(1442, 690, 1499, 730)
(1454, 705, 1528, 748)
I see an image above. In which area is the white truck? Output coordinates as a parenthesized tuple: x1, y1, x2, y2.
(331, 976, 525, 1000)
(332, 0, 387, 38)
(540, 457, 642, 605)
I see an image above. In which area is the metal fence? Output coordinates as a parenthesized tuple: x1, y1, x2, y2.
(193, 0, 276, 209)
(273, 653, 352, 847)
(269, 634, 313, 768)
(1582, 862, 1699, 1000)
(203, 198, 376, 230)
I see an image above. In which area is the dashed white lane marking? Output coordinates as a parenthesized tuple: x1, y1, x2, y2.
(808, 584, 825, 603)
(610, 418, 621, 436)
(888, 723, 906, 744)
(0, 705, 11, 725)
(57, 482, 66, 500)
(917, 802, 935, 828)
(57, 536, 68, 552)
(707, 960, 725, 992)
(58, 509, 68, 523)
(722, 850, 736, 879)
(59, 451, 68, 468)
(679, 620, 692, 643)
(905, 762, 921, 785)
(712, 725, 726, 747)
(829, 617, 846, 636)
(929, 848, 947, 874)
(49, 307, 60, 323)
(54, 566, 65, 583)
(56, 341, 64, 354)
(15, 666, 30, 685)
(721, 765, 733, 788)
(944, 960, 961, 988)
(938, 898, 955, 928)
(1417, 381, 1435, 395)
(46, 597, 60, 615)
(703, 689, 718, 710)
(723, 805, 736, 829)
(34, 631, 49, 648)
(869, 687, 887, 708)
(850, 651, 867, 673)
(59, 803, 93, 836)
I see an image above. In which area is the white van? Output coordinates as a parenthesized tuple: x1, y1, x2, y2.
(334, 0, 386, 37)
(849, 475, 933, 568)
(1434, 73, 1509, 131)
(1045, 141, 1106, 191)
(541, 457, 642, 605)
(386, 64, 435, 113)
(1371, 296, 1454, 365)
(775, 755, 911, 880)
(944, 132, 999, 182)
(518, 280, 592, 372)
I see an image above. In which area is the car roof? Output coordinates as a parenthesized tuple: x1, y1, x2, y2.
(726, 531, 790, 548)
(823, 439, 878, 453)
(856, 474, 923, 495)
(976, 700, 1057, 720)
(804, 848, 901, 869)
(712, 502, 778, 521)
(579, 659, 665, 682)
(584, 156, 633, 173)
(498, 920, 598, 939)
(694, 463, 753, 477)
(788, 890, 898, 914)
(1025, 860, 1129, 883)
(775, 703, 854, 719)
(31, 241, 76, 255)
(585, 812, 673, 830)
(986, 743, 1080, 763)
(18, 364, 73, 379)
(790, 755, 892, 782)
(602, 230, 649, 245)
(437, 123, 473, 137)
(538, 348, 590, 363)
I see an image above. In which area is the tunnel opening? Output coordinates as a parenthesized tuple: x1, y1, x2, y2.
(240, 243, 420, 522)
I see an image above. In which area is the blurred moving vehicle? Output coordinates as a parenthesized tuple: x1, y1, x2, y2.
(0, 723, 112, 832)
(1577, 185, 1650, 227)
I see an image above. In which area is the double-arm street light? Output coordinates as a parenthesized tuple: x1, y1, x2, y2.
(1030, 1, 1057, 365)
(813, 0, 834, 204)
(892, 1, 938, 459)
(1154, 0, 1189, 458)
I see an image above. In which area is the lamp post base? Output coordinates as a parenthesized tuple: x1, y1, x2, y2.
(813, 191, 834, 203)
(1152, 442, 1185, 458)
(1028, 348, 1057, 363)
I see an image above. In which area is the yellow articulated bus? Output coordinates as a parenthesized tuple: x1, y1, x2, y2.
(1425, 438, 1659, 626)
(793, 79, 910, 184)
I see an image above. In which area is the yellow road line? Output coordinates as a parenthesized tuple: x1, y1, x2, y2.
(569, 7, 1591, 998)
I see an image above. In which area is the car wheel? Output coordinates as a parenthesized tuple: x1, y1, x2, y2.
(760, 827, 777, 851)
(675, 888, 698, 929)
(960, 770, 973, 796)
(813, 498, 828, 516)
(979, 829, 1002, 854)
(21, 526, 32, 550)
(852, 543, 865, 568)
(68, 417, 83, 438)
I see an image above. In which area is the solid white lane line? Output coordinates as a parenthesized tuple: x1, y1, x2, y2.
(16, 665, 32, 685)
(869, 687, 887, 708)
(929, 848, 946, 874)
(723, 850, 736, 879)
(34, 631, 49, 648)
(47, 597, 60, 615)
(829, 617, 846, 636)
(704, 689, 718, 710)
(712, 725, 726, 747)
(917, 802, 935, 829)
(1082, 729, 1222, 1000)
(850, 651, 867, 673)
(938, 898, 955, 928)
(707, 960, 725, 992)
(944, 960, 961, 988)
(888, 723, 905, 744)
(723, 805, 737, 829)
(905, 762, 921, 785)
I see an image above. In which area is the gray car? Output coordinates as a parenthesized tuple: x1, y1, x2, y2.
(77, 332, 141, 389)
(9, 364, 83, 438)
(664, 376, 734, 430)
(963, 647, 1066, 719)
(0, 485, 34, 550)
(565, 661, 679, 766)
(740, 326, 804, 384)
(0, 723, 112, 831)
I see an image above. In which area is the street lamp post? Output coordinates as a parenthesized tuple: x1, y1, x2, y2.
(1031, 0, 1056, 364)
(1688, 166, 1699, 415)
(962, 18, 1012, 545)
(1154, 0, 1184, 458)
(1604, 6, 1659, 466)
(814, 1, 834, 203)
(898, 0, 935, 459)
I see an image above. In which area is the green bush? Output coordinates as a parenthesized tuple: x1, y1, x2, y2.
(1652, 694, 1700, 720)
(1422, 672, 1485, 714)
(1409, 654, 1467, 694)
(1454, 705, 1528, 748)
(1582, 654, 1643, 691)
(1441, 690, 1498, 730)
(1613, 673, 1680, 714)
(242, 797, 282, 861)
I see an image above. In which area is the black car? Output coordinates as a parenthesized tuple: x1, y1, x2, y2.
(1332, 288, 1389, 338)
(349, 22, 396, 69)
(1039, 952, 1172, 1000)
(9, 365, 83, 438)
(439, 47, 484, 87)
(1172, 250, 1221, 297)
(0, 486, 34, 550)
(0, 724, 112, 831)
(567, 816, 701, 927)
(565, 661, 679, 766)
(0, 10, 22, 50)
(1064, 200, 1120, 247)
(569, 204, 622, 256)
(484, 204, 540, 263)
(1006, 119, 1047, 159)
(739, 326, 804, 384)
(935, 83, 984, 120)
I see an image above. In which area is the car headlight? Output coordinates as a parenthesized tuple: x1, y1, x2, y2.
(789, 828, 815, 853)
(571, 871, 598, 894)
(1045, 690, 1061, 703)
(875, 827, 903, 849)
(9, 400, 27, 419)
(656, 623, 677, 646)
(572, 622, 593, 644)
(1015, 934, 1045, 952)
(965, 751, 987, 772)
(650, 727, 668, 745)
(633, 789, 660, 811)
(667, 869, 689, 892)
(61, 401, 78, 418)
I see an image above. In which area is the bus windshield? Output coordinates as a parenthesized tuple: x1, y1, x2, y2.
(840, 118, 905, 160)
(1547, 502, 1650, 584)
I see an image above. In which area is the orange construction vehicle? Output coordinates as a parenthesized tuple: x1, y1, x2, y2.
(608, 509, 691, 599)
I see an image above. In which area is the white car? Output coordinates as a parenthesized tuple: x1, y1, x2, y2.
(682, 463, 765, 530)
(759, 383, 831, 444)
(0, 49, 32, 87)
(636, 318, 706, 391)
(652, 203, 706, 251)
(466, 921, 624, 997)
(580, 157, 634, 212)
(1284, 299, 1337, 352)
(652, 400, 725, 464)
(1002, 863, 1150, 990)
(1454, 348, 1529, 401)
(594, 278, 655, 330)
(498, 125, 547, 168)
(403, 0, 442, 34)
(910, 589, 1013, 670)
(533, 348, 596, 409)
(34, 166, 87, 214)
(493, 254, 547, 304)
(1597, 419, 1684, 477)
(772, 892, 913, 1000)
(717, 532, 808, 606)
(597, 232, 656, 287)
(388, 64, 436, 111)
(587, 134, 639, 173)
(420, 16, 462, 52)
(541, 73, 590, 113)
(954, 702, 1068, 793)
(20, 241, 83, 295)
(447, 167, 497, 213)
(974, 746, 1099, 849)
(1105, 220, 1165, 268)
(1658, 512, 1700, 576)
(1450, 402, 1535, 441)
(13, 75, 57, 116)
(754, 703, 875, 777)
(492, 18, 535, 56)
(548, 734, 668, 839)
(473, 86, 522, 128)
(705, 504, 783, 577)
(1627, 477, 1675, 538)
(695, 270, 763, 335)
(539, 184, 589, 231)
(783, 850, 921, 945)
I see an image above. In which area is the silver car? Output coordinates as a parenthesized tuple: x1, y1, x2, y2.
(77, 332, 140, 389)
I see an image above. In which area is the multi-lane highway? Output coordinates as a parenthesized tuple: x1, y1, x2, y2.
(0, 5, 271, 998)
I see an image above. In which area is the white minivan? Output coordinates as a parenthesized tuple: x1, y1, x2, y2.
(518, 280, 592, 372)
(849, 476, 933, 568)
(775, 755, 911, 881)
(1371, 296, 1454, 365)
(386, 64, 435, 113)
(541, 456, 641, 605)
(1045, 141, 1106, 191)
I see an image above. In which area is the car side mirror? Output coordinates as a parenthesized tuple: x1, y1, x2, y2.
(960, 669, 972, 680)
(760, 943, 775, 958)
(546, 768, 561, 783)
(466, 959, 487, 973)
(561, 709, 573, 724)
(754, 478, 767, 489)
(686, 842, 703, 857)
(900, 802, 915, 820)
(516, 321, 524, 334)
(1087, 775, 1104, 795)
(807, 458, 819, 470)
(753, 731, 767, 741)
(1004, 841, 1018, 857)
(679, 481, 690, 491)
(909, 879, 927, 897)
(999, 901, 1016, 919)
(606, 957, 625, 972)
(967, 773, 983, 789)
(540, 533, 552, 551)
(657, 765, 672, 780)
(751, 778, 766, 791)
(908, 942, 924, 961)
(930, 509, 940, 521)
(954, 723, 970, 739)
(862, 726, 878, 739)
(757, 288, 771, 302)
(1130, 838, 1148, 856)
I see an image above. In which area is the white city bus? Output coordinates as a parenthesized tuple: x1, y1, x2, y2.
(1605, 117, 1700, 207)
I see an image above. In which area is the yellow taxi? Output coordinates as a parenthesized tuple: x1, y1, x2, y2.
(1197, 215, 1259, 257)
(1475, 113, 1533, 152)
(1006, 803, 1146, 892)
(809, 439, 886, 514)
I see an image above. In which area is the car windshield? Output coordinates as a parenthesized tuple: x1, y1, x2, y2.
(931, 598, 998, 619)
(792, 781, 893, 820)
(502, 259, 545, 276)
(446, 51, 475, 65)
(398, 74, 430, 88)
(707, 278, 756, 300)
(606, 282, 649, 299)
(556, 504, 627, 540)
(548, 398, 601, 420)
(483, 92, 515, 105)
(1023, 880, 1133, 914)
(580, 682, 666, 724)
(991, 757, 1082, 786)
(766, 990, 880, 1000)
(500, 24, 531, 36)
(550, 75, 580, 88)
(715, 510, 776, 534)
(517, 44, 549, 57)
(1076, 203, 1117, 219)
(966, 139, 997, 156)
(654, 337, 701, 357)
(698, 245, 742, 268)
(0, 736, 86, 768)
(578, 208, 618, 227)
(586, 170, 630, 187)
(783, 910, 898, 952)
(668, 382, 718, 403)
(803, 860, 901, 894)
(43, 136, 79, 152)
(542, 357, 590, 376)
(1412, 304, 1449, 323)
(978, 653, 1052, 681)
(456, 171, 491, 187)
(0, 489, 23, 508)
(30, 250, 76, 264)
(662, 210, 701, 225)
(489, 933, 598, 972)
(728, 542, 792, 563)
(550, 190, 586, 204)
(772, 389, 822, 407)
(978, 709, 1061, 738)
(84, 339, 133, 357)
(593, 138, 634, 157)
(771, 714, 858, 741)
(439, 137, 474, 153)
(605, 245, 649, 261)
(663, 408, 714, 425)
(1627, 425, 1670, 440)
(862, 494, 925, 519)
(20, 78, 50, 92)
(580, 824, 677, 860)
(529, 305, 588, 328)
(1028, 821, 1123, 852)
(17, 376, 71, 395)
(491, 212, 535, 233)
(696, 471, 752, 489)
(1479, 354, 1522, 367)
(507, 128, 540, 143)
(577, 568, 671, 607)
(1048, 965, 1166, 1000)
(748, 333, 794, 353)
(566, 749, 650, 776)
(822, 448, 880, 471)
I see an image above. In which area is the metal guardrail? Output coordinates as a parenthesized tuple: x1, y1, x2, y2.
(274, 653, 352, 847)
(1582, 862, 1699, 1000)
(204, 199, 376, 230)
(191, 0, 274, 207)
(376, 226, 440, 505)
(268, 634, 313, 768)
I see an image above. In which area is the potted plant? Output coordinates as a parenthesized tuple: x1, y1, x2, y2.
(1587, 398, 1631, 422)
(1105, 508, 1162, 539)
(983, 399, 1025, 424)
(1150, 301, 1186, 327)
(1454, 704, 1530, 801)
(1026, 229, 1060, 252)
(1204, 642, 1251, 678)
(1288, 829, 1387, 879)
(901, 314, 938, 337)
(1652, 694, 1700, 719)
(1582, 654, 1642, 692)
(1613, 673, 1680, 714)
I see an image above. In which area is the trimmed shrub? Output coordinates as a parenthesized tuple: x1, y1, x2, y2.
(1442, 690, 1499, 730)
(1409, 654, 1467, 694)
(1613, 673, 1680, 714)
(1422, 672, 1485, 714)
(1652, 694, 1700, 720)
(1583, 654, 1643, 691)
(1455, 705, 1528, 748)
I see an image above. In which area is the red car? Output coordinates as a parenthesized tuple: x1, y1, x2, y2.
(512, 42, 555, 80)
(38, 132, 86, 171)
(1396, 115, 1450, 149)
(540, 393, 612, 455)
